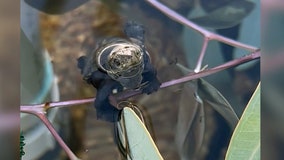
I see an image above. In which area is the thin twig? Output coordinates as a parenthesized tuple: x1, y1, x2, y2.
(195, 37, 209, 72)
(48, 98, 94, 109)
(35, 113, 81, 160)
(20, 50, 260, 112)
(145, 0, 259, 52)
(21, 98, 94, 113)
(114, 50, 260, 101)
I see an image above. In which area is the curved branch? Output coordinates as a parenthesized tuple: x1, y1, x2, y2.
(145, 0, 259, 52)
(36, 113, 81, 160)
(20, 50, 260, 111)
(113, 50, 260, 102)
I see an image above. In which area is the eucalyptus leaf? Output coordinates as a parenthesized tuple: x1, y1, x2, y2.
(197, 79, 239, 129)
(190, 0, 255, 29)
(175, 82, 205, 160)
(225, 83, 260, 160)
(117, 107, 163, 160)
(24, 0, 89, 14)
(176, 63, 239, 129)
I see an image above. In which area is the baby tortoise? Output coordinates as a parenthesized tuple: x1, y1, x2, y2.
(77, 21, 161, 122)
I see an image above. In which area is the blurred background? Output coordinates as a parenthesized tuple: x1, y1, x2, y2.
(262, 0, 284, 159)
(0, 0, 20, 160)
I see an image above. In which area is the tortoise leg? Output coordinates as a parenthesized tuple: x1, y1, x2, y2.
(94, 79, 122, 122)
(124, 21, 145, 44)
(77, 56, 87, 74)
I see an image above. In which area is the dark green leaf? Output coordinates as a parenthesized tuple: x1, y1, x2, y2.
(190, 0, 255, 29)
(175, 81, 205, 159)
(24, 0, 89, 14)
(197, 79, 239, 129)
(176, 63, 238, 128)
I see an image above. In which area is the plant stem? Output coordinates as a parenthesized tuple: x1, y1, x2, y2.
(195, 37, 209, 72)
(162, 51, 260, 88)
(48, 98, 94, 109)
(21, 98, 94, 113)
(113, 50, 260, 101)
(35, 113, 81, 160)
(145, 0, 259, 52)
(20, 50, 260, 111)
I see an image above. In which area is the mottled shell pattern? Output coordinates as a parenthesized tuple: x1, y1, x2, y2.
(81, 38, 145, 89)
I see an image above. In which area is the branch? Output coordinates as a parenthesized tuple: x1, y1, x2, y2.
(112, 50, 260, 102)
(195, 37, 209, 72)
(35, 113, 81, 160)
(20, 50, 260, 112)
(21, 98, 94, 114)
(145, 0, 259, 52)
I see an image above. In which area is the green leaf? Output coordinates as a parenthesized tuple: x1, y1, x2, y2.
(189, 0, 255, 29)
(175, 82, 205, 159)
(176, 63, 239, 128)
(117, 107, 163, 160)
(225, 83, 260, 160)
(197, 79, 239, 129)
(175, 63, 239, 158)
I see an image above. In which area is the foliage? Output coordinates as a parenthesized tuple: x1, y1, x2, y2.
(189, 0, 255, 29)
(175, 63, 239, 159)
(117, 107, 163, 160)
(225, 83, 260, 160)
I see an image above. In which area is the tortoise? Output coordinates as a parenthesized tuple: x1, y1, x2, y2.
(77, 21, 161, 122)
